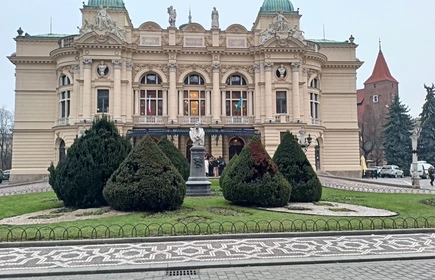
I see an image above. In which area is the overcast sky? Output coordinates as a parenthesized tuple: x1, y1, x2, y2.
(1, 0, 434, 117)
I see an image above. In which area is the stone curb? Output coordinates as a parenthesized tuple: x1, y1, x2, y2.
(318, 174, 419, 189)
(2, 252, 435, 278)
(1, 228, 435, 248)
(0, 178, 48, 189)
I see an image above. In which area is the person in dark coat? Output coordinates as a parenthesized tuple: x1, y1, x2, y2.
(218, 156, 226, 175)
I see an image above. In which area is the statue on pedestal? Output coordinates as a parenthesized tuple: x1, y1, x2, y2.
(211, 7, 219, 29)
(189, 123, 205, 146)
(168, 5, 177, 28)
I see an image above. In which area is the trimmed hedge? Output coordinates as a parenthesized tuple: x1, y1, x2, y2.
(222, 137, 291, 207)
(49, 116, 131, 208)
(158, 137, 190, 181)
(103, 135, 186, 212)
(273, 131, 322, 202)
(219, 154, 238, 189)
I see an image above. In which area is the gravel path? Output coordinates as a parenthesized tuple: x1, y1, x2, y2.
(0, 181, 51, 197)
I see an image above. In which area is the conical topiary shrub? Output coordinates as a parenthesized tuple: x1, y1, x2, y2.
(273, 131, 322, 202)
(158, 137, 190, 181)
(222, 137, 291, 207)
(103, 135, 186, 212)
(50, 116, 132, 208)
(219, 154, 238, 189)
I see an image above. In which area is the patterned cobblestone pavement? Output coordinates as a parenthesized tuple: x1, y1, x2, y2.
(0, 233, 434, 272)
(319, 177, 435, 194)
(9, 259, 435, 280)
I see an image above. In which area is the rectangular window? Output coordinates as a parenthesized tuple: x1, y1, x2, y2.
(310, 93, 320, 119)
(225, 90, 247, 116)
(140, 90, 163, 116)
(59, 90, 70, 118)
(97, 89, 109, 113)
(276, 91, 287, 114)
(183, 90, 206, 116)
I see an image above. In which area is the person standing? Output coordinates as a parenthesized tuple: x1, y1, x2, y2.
(428, 166, 435, 186)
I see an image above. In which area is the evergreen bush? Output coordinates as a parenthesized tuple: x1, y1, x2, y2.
(273, 131, 322, 202)
(49, 116, 131, 208)
(158, 137, 190, 181)
(219, 154, 238, 189)
(103, 135, 186, 212)
(222, 137, 290, 207)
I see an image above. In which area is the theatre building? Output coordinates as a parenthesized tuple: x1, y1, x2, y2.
(8, 0, 363, 183)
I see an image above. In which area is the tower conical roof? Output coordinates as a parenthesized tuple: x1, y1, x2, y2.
(364, 50, 398, 84)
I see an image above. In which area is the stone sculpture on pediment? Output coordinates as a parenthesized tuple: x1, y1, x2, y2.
(259, 11, 306, 46)
(78, 5, 126, 42)
(161, 34, 169, 46)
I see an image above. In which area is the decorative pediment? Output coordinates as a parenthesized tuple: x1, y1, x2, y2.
(78, 6, 126, 41)
(263, 36, 306, 48)
(182, 23, 206, 33)
(76, 32, 125, 45)
(225, 24, 248, 34)
(138, 21, 162, 31)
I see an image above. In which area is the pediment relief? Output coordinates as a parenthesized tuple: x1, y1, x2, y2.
(182, 23, 206, 33)
(77, 32, 125, 45)
(225, 24, 248, 34)
(138, 21, 162, 31)
(263, 36, 305, 48)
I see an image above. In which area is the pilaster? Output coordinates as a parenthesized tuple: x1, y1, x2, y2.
(113, 59, 122, 120)
(264, 61, 273, 122)
(82, 58, 92, 121)
(291, 61, 301, 121)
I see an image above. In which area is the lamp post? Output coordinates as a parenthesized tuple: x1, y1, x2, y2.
(299, 126, 312, 153)
(410, 127, 420, 189)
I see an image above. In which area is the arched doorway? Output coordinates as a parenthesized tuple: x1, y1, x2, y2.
(186, 139, 193, 164)
(229, 137, 245, 159)
(59, 140, 66, 162)
(315, 139, 321, 171)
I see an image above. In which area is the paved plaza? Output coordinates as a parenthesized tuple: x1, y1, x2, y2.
(10, 259, 435, 280)
(0, 232, 434, 278)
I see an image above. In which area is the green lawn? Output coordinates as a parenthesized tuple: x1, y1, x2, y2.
(0, 179, 434, 241)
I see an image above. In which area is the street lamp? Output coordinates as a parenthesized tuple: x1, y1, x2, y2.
(299, 126, 312, 153)
(410, 126, 420, 189)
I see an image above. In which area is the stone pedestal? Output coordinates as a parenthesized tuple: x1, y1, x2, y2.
(186, 145, 212, 196)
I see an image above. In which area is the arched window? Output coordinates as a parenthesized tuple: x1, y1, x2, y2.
(184, 74, 205, 85)
(183, 73, 206, 117)
(139, 73, 163, 116)
(225, 74, 248, 117)
(59, 75, 71, 86)
(140, 73, 162, 85)
(59, 140, 66, 162)
(226, 75, 247, 86)
(310, 78, 319, 89)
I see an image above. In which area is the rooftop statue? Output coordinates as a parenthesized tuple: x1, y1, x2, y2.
(211, 7, 219, 29)
(168, 5, 177, 28)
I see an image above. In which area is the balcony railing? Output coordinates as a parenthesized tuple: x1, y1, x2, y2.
(274, 115, 292, 123)
(311, 118, 322, 126)
(58, 35, 75, 48)
(57, 118, 69, 126)
(223, 116, 254, 124)
(135, 116, 167, 124)
(178, 116, 211, 125)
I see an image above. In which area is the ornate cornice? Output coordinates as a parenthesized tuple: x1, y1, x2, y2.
(8, 56, 54, 64)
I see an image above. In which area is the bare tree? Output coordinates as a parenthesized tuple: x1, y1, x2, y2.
(359, 104, 387, 166)
(0, 106, 14, 170)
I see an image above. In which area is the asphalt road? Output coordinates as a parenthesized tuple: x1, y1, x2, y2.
(360, 176, 433, 187)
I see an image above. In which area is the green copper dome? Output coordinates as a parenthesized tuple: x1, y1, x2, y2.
(87, 0, 125, 8)
(259, 0, 295, 14)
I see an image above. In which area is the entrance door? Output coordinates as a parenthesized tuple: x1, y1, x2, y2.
(315, 140, 321, 171)
(229, 137, 245, 159)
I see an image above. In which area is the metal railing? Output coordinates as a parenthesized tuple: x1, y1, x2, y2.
(0, 217, 434, 242)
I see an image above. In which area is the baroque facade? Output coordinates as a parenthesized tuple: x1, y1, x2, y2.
(8, 0, 363, 183)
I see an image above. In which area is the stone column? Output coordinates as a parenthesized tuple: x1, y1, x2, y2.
(206, 90, 211, 116)
(134, 89, 140, 116)
(264, 62, 273, 122)
(291, 62, 301, 121)
(112, 59, 122, 121)
(303, 68, 310, 123)
(221, 90, 226, 120)
(126, 60, 133, 123)
(82, 58, 92, 120)
(163, 89, 168, 116)
(248, 90, 253, 116)
(212, 63, 221, 123)
(254, 64, 261, 123)
(71, 64, 80, 124)
(260, 63, 266, 122)
(178, 90, 184, 118)
(168, 62, 177, 123)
